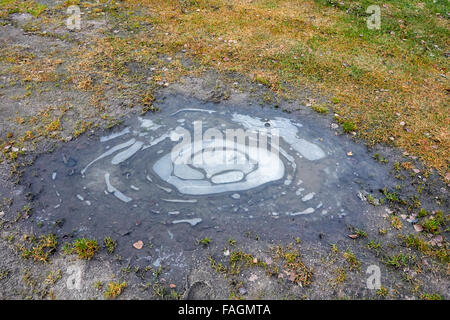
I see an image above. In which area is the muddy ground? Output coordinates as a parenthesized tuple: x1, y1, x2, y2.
(0, 6, 448, 300)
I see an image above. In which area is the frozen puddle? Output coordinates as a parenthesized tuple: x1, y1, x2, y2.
(21, 94, 396, 260)
(75, 107, 326, 209)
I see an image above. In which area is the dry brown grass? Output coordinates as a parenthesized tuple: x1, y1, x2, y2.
(121, 0, 448, 176)
(1, 0, 448, 177)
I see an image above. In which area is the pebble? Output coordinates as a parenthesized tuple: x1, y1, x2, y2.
(238, 287, 247, 295)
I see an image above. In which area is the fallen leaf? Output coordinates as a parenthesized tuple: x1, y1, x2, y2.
(169, 284, 176, 289)
(133, 240, 144, 250)
(348, 234, 358, 239)
(413, 224, 423, 232)
(252, 258, 258, 264)
(288, 272, 296, 282)
(347, 151, 353, 156)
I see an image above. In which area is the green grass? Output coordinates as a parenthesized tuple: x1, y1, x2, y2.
(197, 237, 211, 246)
(420, 293, 443, 300)
(104, 281, 127, 299)
(342, 121, 357, 133)
(312, 104, 329, 114)
(64, 238, 99, 260)
(376, 286, 389, 298)
(367, 240, 381, 250)
(342, 249, 361, 271)
(227, 237, 236, 246)
(103, 237, 117, 254)
(0, 0, 47, 17)
(421, 211, 446, 235)
(384, 253, 413, 269)
(19, 234, 57, 263)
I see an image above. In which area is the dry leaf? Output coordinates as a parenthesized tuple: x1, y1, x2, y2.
(133, 240, 144, 250)
(288, 272, 296, 282)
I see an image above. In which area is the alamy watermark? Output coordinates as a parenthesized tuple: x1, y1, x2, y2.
(66, 5, 81, 31)
(170, 121, 280, 166)
(366, 5, 381, 30)
(366, 265, 381, 290)
(66, 264, 82, 290)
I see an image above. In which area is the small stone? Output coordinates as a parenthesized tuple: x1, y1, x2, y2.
(249, 274, 258, 282)
(238, 287, 247, 295)
(399, 121, 405, 126)
(413, 224, 423, 232)
(407, 217, 418, 224)
(347, 151, 353, 156)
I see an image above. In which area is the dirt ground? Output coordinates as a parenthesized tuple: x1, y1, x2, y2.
(0, 4, 448, 300)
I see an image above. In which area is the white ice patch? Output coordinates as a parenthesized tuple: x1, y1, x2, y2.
(104, 173, 132, 203)
(139, 117, 162, 131)
(111, 141, 144, 165)
(231, 113, 325, 161)
(302, 192, 315, 202)
(100, 127, 130, 142)
(172, 218, 202, 226)
(153, 138, 285, 195)
(161, 199, 198, 203)
(170, 108, 216, 116)
(289, 208, 315, 216)
(81, 138, 136, 175)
